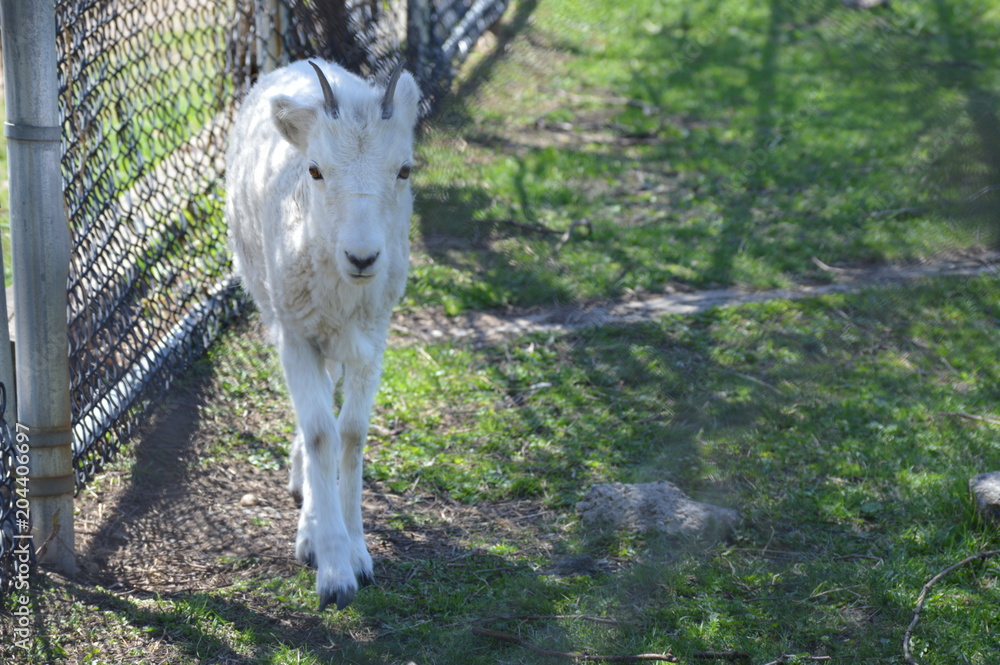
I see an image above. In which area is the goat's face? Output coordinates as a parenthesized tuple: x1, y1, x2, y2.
(271, 62, 420, 284)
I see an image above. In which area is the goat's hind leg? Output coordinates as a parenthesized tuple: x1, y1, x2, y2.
(278, 329, 356, 611)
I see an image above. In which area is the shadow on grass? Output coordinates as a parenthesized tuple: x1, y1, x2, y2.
(17, 310, 600, 663)
(19, 543, 600, 664)
(645, 0, 998, 276)
(463, 277, 1000, 540)
(443, 277, 1000, 659)
(411, 0, 1000, 311)
(929, 0, 1000, 239)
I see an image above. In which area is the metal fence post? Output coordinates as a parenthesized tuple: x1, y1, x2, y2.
(0, 0, 77, 574)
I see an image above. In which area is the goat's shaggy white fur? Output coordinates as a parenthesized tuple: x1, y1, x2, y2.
(225, 58, 420, 611)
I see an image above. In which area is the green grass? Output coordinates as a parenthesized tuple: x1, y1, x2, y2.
(9, 274, 1000, 664)
(408, 0, 1000, 313)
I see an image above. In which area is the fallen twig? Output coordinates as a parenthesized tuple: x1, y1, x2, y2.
(903, 549, 1000, 665)
(865, 206, 926, 219)
(446, 612, 635, 632)
(472, 626, 679, 662)
(691, 651, 752, 662)
(968, 184, 1000, 201)
(761, 657, 830, 665)
(803, 585, 863, 602)
(475, 613, 630, 626)
(721, 367, 784, 395)
(811, 256, 853, 273)
(832, 554, 884, 564)
(760, 527, 776, 559)
(554, 218, 593, 255)
(34, 507, 63, 561)
(864, 185, 997, 221)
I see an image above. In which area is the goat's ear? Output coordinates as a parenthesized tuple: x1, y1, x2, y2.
(391, 72, 421, 129)
(271, 95, 318, 150)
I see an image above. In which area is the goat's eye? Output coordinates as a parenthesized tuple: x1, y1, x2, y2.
(308, 165, 323, 180)
(397, 165, 411, 180)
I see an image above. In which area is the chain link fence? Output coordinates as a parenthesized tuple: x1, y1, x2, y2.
(57, 0, 507, 490)
(59, 0, 248, 489)
(0, 0, 507, 597)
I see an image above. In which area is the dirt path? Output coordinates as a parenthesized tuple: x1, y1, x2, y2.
(392, 251, 1000, 346)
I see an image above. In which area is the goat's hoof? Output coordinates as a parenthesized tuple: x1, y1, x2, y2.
(318, 584, 357, 612)
(288, 487, 303, 507)
(297, 549, 317, 569)
(356, 570, 375, 589)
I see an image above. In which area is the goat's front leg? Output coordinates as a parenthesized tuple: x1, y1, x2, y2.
(278, 329, 356, 611)
(287, 363, 341, 505)
(336, 358, 382, 589)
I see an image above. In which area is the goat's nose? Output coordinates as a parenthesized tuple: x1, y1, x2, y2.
(345, 250, 380, 271)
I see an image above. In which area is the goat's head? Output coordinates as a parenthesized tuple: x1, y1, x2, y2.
(270, 60, 420, 284)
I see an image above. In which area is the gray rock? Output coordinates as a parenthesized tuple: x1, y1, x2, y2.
(576, 481, 741, 540)
(970, 472, 1000, 522)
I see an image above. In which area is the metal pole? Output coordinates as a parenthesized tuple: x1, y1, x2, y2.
(0, 0, 76, 574)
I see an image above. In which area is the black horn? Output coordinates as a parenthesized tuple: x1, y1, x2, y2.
(309, 60, 338, 118)
(380, 60, 405, 120)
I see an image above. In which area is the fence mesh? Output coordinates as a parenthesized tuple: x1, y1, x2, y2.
(58, 0, 246, 488)
(53, 0, 508, 489)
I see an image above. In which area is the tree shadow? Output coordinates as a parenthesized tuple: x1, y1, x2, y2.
(477, 317, 782, 512)
(452, 0, 540, 117)
(707, 0, 785, 286)
(409, 0, 593, 309)
(928, 0, 1000, 241)
(405, 0, 1000, 316)
(624, 0, 999, 285)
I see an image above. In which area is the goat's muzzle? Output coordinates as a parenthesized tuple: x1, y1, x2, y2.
(345, 250, 380, 280)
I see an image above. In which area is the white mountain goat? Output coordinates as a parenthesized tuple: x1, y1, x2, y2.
(225, 58, 420, 611)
